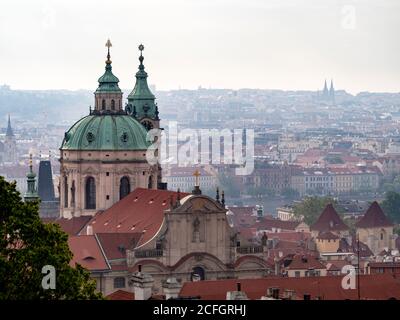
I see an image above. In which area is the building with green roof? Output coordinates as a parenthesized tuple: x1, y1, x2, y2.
(59, 40, 160, 218)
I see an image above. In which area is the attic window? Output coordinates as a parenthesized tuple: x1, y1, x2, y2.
(162, 200, 167, 206)
(131, 225, 136, 231)
(104, 221, 109, 226)
(149, 199, 154, 204)
(117, 224, 121, 229)
(134, 197, 138, 202)
(83, 256, 95, 260)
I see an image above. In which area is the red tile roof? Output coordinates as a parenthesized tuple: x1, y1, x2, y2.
(179, 274, 400, 300)
(338, 238, 373, 257)
(96, 233, 143, 260)
(355, 201, 393, 228)
(52, 216, 92, 236)
(83, 188, 189, 248)
(255, 218, 300, 231)
(106, 290, 135, 300)
(285, 254, 326, 270)
(316, 231, 340, 240)
(264, 232, 311, 242)
(369, 262, 400, 268)
(68, 235, 110, 271)
(311, 204, 349, 232)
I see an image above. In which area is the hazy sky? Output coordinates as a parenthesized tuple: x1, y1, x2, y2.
(0, 0, 399, 94)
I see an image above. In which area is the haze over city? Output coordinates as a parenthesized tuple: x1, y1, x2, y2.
(1, 0, 400, 94)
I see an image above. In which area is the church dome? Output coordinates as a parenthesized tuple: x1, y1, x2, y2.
(61, 114, 150, 151)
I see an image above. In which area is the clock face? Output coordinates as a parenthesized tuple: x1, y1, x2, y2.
(141, 120, 153, 131)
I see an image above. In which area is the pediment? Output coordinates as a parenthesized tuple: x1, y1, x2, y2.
(172, 195, 226, 214)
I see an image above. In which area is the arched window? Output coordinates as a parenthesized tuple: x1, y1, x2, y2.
(119, 176, 130, 200)
(148, 175, 153, 189)
(64, 176, 68, 208)
(85, 176, 96, 209)
(70, 180, 75, 207)
(101, 99, 106, 110)
(191, 266, 205, 281)
(113, 277, 126, 289)
(111, 99, 115, 110)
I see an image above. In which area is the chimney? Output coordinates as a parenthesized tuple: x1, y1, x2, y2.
(130, 266, 154, 300)
(86, 225, 93, 235)
(162, 277, 182, 300)
(267, 287, 280, 299)
(303, 293, 311, 300)
(226, 283, 248, 300)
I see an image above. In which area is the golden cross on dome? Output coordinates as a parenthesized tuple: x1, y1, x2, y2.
(105, 39, 112, 62)
(29, 154, 33, 170)
(193, 169, 201, 187)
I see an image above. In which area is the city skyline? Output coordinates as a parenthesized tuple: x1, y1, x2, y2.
(0, 0, 399, 94)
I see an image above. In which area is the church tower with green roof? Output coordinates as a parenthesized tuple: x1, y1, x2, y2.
(59, 40, 160, 219)
(127, 44, 160, 131)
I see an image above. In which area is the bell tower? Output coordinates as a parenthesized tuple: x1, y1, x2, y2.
(126, 44, 160, 131)
(93, 39, 124, 115)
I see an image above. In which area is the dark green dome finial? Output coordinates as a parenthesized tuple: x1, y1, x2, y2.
(96, 39, 121, 93)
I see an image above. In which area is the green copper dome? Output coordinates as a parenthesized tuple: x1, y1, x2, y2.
(61, 115, 150, 151)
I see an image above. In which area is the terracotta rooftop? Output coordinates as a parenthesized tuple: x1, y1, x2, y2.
(355, 201, 393, 229)
(52, 216, 92, 236)
(264, 231, 311, 242)
(255, 218, 300, 231)
(96, 233, 143, 260)
(68, 235, 110, 271)
(179, 274, 400, 300)
(310, 204, 349, 232)
(285, 254, 326, 270)
(338, 238, 373, 258)
(83, 188, 189, 248)
(316, 231, 340, 240)
(106, 290, 135, 300)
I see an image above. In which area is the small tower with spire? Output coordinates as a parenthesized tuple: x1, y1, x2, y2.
(127, 44, 160, 131)
(4, 114, 17, 163)
(24, 154, 39, 202)
(93, 39, 124, 114)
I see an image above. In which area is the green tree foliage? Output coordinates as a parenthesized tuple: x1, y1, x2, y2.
(381, 191, 400, 224)
(293, 196, 339, 226)
(0, 176, 102, 300)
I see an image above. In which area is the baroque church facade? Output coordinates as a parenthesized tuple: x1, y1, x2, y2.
(59, 41, 161, 218)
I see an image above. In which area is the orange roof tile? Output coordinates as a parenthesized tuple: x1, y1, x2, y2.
(83, 188, 189, 248)
(311, 204, 349, 232)
(179, 274, 400, 300)
(106, 290, 135, 300)
(68, 235, 110, 271)
(356, 201, 393, 229)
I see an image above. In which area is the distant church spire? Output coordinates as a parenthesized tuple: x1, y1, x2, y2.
(6, 114, 14, 137)
(329, 79, 335, 103)
(24, 154, 39, 202)
(323, 79, 328, 97)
